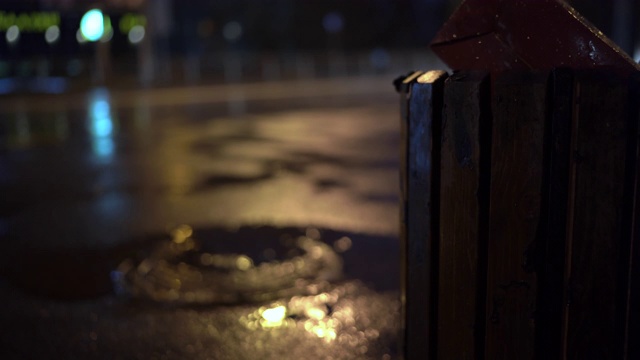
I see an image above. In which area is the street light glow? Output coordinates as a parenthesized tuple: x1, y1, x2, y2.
(80, 9, 104, 42)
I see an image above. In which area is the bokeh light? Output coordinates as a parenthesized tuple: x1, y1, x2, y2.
(223, 21, 243, 42)
(80, 9, 104, 42)
(44, 25, 60, 44)
(333, 237, 352, 253)
(90, 100, 113, 138)
(6, 25, 20, 44)
(87, 88, 115, 159)
(236, 255, 253, 271)
(369, 48, 390, 70)
(76, 29, 87, 44)
(261, 305, 287, 324)
(100, 16, 113, 42)
(128, 25, 145, 44)
(322, 12, 344, 34)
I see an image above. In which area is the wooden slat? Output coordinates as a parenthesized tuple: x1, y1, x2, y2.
(401, 68, 639, 358)
(533, 68, 574, 359)
(563, 71, 632, 360)
(399, 71, 429, 339)
(484, 72, 547, 359)
(437, 71, 490, 360)
(625, 73, 640, 360)
(400, 70, 448, 360)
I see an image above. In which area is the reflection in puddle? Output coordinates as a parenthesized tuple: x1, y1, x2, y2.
(109, 225, 400, 358)
(238, 281, 399, 358)
(242, 285, 368, 343)
(112, 225, 343, 305)
(5, 225, 400, 358)
(92, 137, 115, 158)
(87, 88, 115, 159)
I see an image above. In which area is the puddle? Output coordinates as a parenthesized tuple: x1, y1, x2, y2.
(112, 225, 344, 305)
(3, 225, 399, 301)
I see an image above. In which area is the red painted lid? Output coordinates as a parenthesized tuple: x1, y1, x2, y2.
(430, 0, 640, 76)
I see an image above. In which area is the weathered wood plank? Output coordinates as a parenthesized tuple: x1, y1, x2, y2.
(400, 70, 448, 360)
(438, 71, 490, 360)
(533, 68, 574, 359)
(625, 73, 640, 360)
(485, 72, 547, 360)
(564, 71, 631, 360)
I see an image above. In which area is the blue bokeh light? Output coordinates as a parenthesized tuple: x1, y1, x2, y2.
(322, 12, 344, 34)
(88, 89, 115, 159)
(91, 100, 113, 137)
(80, 9, 104, 42)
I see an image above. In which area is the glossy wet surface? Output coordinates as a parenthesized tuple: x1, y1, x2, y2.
(0, 77, 402, 359)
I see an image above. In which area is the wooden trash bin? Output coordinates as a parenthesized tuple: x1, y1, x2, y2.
(397, 68, 640, 359)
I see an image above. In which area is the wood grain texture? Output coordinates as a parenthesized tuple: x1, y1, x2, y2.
(624, 73, 640, 360)
(402, 70, 447, 360)
(533, 69, 574, 359)
(399, 71, 428, 341)
(401, 68, 639, 359)
(484, 72, 547, 360)
(564, 72, 631, 360)
(438, 71, 490, 360)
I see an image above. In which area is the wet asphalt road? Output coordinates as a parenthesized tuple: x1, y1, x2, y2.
(0, 76, 404, 359)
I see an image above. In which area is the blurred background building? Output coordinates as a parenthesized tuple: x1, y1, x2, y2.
(1, 0, 636, 93)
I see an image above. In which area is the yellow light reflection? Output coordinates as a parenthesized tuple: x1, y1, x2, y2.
(261, 305, 286, 324)
(313, 327, 326, 338)
(262, 305, 287, 323)
(417, 70, 448, 84)
(171, 224, 193, 244)
(238, 286, 364, 345)
(236, 255, 253, 271)
(333, 237, 352, 253)
(305, 307, 327, 320)
(200, 253, 212, 266)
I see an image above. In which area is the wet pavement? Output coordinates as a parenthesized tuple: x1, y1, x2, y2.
(0, 76, 403, 359)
